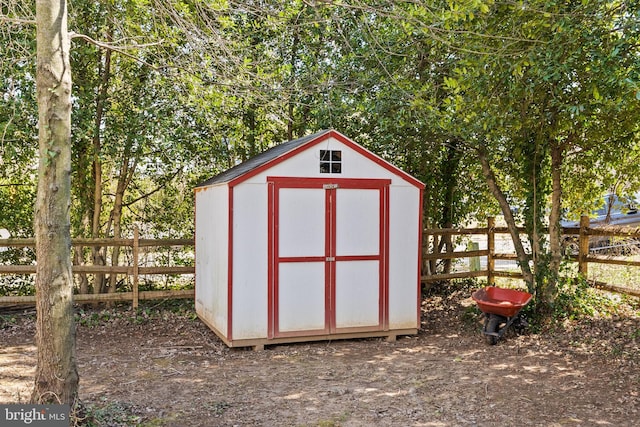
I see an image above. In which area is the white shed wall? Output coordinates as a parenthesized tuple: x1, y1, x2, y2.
(197, 132, 422, 344)
(230, 183, 269, 339)
(244, 137, 408, 186)
(239, 135, 421, 332)
(388, 185, 421, 329)
(195, 185, 229, 335)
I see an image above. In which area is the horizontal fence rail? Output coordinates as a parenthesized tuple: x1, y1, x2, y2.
(0, 228, 194, 308)
(2, 215, 639, 308)
(423, 216, 640, 298)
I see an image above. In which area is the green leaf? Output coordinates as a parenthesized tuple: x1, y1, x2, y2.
(592, 86, 601, 101)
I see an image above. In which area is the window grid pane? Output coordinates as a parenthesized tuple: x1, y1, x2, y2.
(320, 150, 342, 174)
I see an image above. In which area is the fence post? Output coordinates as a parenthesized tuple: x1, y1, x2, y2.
(487, 217, 495, 285)
(578, 215, 589, 277)
(469, 241, 480, 271)
(133, 226, 139, 309)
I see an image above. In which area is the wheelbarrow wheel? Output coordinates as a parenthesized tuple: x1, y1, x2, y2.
(485, 315, 500, 345)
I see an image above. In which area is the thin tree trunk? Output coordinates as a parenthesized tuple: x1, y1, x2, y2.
(72, 137, 91, 293)
(430, 234, 440, 275)
(74, 247, 89, 295)
(91, 31, 112, 295)
(287, 27, 300, 141)
(477, 145, 534, 288)
(439, 139, 462, 274)
(32, 0, 79, 405)
(543, 140, 564, 305)
(107, 149, 136, 294)
(244, 106, 257, 158)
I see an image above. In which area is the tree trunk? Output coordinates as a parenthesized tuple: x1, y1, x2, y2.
(91, 32, 112, 295)
(107, 147, 136, 295)
(439, 138, 462, 274)
(287, 26, 300, 141)
(477, 145, 534, 288)
(72, 134, 91, 293)
(32, 0, 79, 405)
(74, 247, 89, 295)
(244, 106, 257, 159)
(541, 140, 564, 306)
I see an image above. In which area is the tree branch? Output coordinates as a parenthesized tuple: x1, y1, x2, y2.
(123, 170, 181, 207)
(69, 32, 163, 70)
(0, 15, 36, 25)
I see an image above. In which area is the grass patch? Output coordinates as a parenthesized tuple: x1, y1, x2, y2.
(588, 262, 640, 290)
(552, 276, 631, 320)
(74, 299, 197, 328)
(74, 400, 144, 427)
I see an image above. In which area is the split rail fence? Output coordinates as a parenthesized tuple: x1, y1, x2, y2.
(423, 216, 640, 298)
(0, 228, 194, 308)
(2, 215, 639, 308)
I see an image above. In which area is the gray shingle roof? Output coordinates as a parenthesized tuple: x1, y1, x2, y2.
(196, 130, 331, 187)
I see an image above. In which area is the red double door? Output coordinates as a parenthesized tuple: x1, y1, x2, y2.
(268, 177, 390, 338)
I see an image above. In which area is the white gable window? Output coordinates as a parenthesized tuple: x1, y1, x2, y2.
(320, 149, 341, 173)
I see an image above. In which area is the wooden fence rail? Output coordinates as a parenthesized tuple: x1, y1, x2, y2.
(0, 229, 194, 308)
(2, 215, 639, 308)
(423, 216, 640, 298)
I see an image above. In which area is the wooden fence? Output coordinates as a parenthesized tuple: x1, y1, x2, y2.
(0, 228, 194, 308)
(2, 215, 639, 308)
(423, 216, 640, 298)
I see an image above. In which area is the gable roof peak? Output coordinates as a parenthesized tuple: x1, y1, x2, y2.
(196, 129, 334, 188)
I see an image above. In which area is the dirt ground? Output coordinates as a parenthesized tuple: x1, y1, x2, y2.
(1, 285, 639, 426)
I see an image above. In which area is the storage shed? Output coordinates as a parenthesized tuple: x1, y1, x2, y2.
(195, 129, 424, 348)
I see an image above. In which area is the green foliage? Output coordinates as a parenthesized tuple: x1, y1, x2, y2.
(431, 0, 640, 308)
(76, 400, 143, 427)
(147, 298, 197, 318)
(75, 309, 112, 328)
(0, 247, 36, 266)
(461, 304, 482, 328)
(0, 275, 35, 296)
(516, 273, 635, 331)
(1, 0, 639, 288)
(0, 313, 18, 329)
(74, 299, 197, 329)
(552, 276, 624, 321)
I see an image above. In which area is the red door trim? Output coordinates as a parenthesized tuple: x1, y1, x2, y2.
(383, 185, 390, 330)
(267, 181, 276, 339)
(325, 187, 335, 333)
(268, 176, 391, 339)
(227, 186, 234, 341)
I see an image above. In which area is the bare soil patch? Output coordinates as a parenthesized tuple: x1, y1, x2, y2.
(1, 284, 639, 426)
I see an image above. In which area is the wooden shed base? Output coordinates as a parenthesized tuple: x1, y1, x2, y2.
(197, 313, 417, 351)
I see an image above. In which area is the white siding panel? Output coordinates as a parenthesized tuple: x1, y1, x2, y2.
(244, 137, 412, 187)
(278, 262, 326, 332)
(335, 188, 379, 256)
(279, 188, 325, 257)
(195, 185, 229, 334)
(335, 260, 379, 328)
(232, 183, 268, 339)
(388, 185, 421, 329)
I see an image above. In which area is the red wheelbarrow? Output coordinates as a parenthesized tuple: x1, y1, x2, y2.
(471, 286, 533, 345)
